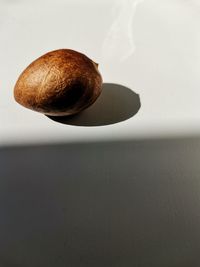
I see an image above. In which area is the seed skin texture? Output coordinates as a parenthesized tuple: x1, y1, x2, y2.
(14, 49, 103, 116)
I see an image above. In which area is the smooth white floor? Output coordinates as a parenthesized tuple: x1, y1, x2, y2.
(1, 0, 200, 145)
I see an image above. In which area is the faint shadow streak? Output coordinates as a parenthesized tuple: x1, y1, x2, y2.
(47, 83, 141, 126)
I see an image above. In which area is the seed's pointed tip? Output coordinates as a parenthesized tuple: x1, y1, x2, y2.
(93, 61, 99, 68)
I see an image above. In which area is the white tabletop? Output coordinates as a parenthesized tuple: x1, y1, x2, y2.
(1, 1, 200, 266)
(1, 0, 200, 145)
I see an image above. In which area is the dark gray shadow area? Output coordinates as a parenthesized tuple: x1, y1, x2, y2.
(47, 83, 141, 126)
(1, 137, 200, 267)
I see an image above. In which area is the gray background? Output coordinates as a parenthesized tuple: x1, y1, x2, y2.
(1, 137, 200, 266)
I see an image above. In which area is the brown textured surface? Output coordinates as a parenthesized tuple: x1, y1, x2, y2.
(14, 49, 103, 116)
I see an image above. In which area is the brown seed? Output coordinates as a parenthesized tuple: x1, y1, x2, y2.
(14, 49, 103, 116)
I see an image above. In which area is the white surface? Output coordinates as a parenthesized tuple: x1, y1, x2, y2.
(1, 0, 200, 145)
